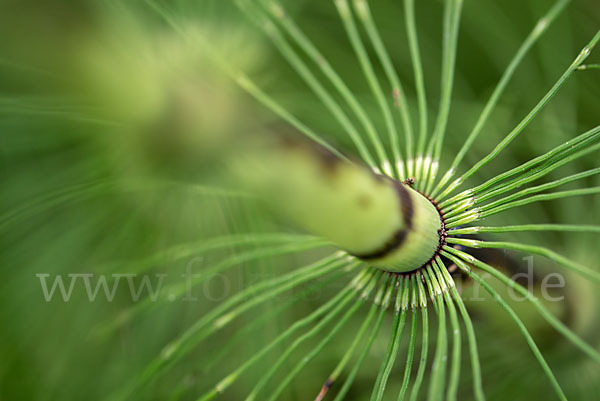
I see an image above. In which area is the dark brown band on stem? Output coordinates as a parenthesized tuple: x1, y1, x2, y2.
(352, 178, 414, 260)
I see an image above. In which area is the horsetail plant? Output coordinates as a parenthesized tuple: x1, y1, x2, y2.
(2, 0, 600, 400)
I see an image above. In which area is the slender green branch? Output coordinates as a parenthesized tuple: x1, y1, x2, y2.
(261, 0, 390, 170)
(239, 1, 379, 167)
(427, 294, 448, 401)
(422, 265, 448, 401)
(445, 269, 486, 400)
(431, 0, 570, 199)
(476, 167, 600, 213)
(433, 259, 461, 401)
(443, 246, 600, 365)
(370, 276, 409, 401)
(265, 294, 367, 401)
(404, 0, 428, 182)
(446, 238, 600, 284)
(577, 64, 600, 70)
(439, 29, 600, 200)
(397, 302, 419, 401)
(449, 224, 600, 235)
(479, 186, 600, 219)
(444, 253, 568, 401)
(424, 0, 463, 194)
(408, 306, 430, 401)
(335, 0, 404, 178)
(333, 278, 395, 401)
(203, 269, 348, 373)
(314, 297, 378, 401)
(440, 125, 600, 208)
(353, 0, 415, 174)
(197, 268, 370, 401)
(117, 258, 354, 401)
(144, 0, 343, 159)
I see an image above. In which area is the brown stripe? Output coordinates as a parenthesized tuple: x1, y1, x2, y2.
(352, 178, 414, 261)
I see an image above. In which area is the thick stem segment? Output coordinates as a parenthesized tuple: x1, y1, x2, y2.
(234, 138, 442, 272)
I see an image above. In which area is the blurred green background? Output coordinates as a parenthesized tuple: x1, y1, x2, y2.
(1, 0, 599, 400)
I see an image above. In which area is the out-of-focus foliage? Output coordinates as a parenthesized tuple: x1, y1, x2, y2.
(1, 0, 599, 400)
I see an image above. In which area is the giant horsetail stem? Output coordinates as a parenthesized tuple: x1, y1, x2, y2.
(234, 137, 443, 273)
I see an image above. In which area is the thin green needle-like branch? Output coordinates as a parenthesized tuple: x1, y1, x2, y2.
(445, 186, 600, 227)
(577, 64, 600, 70)
(479, 186, 600, 219)
(261, 0, 389, 171)
(445, 254, 568, 401)
(333, 278, 395, 401)
(447, 237, 600, 284)
(239, 2, 379, 168)
(427, 295, 448, 401)
(476, 167, 600, 214)
(444, 163, 600, 220)
(397, 307, 418, 401)
(144, 0, 343, 159)
(431, 0, 570, 199)
(440, 125, 600, 208)
(433, 259, 461, 401)
(449, 224, 600, 235)
(315, 298, 379, 401)
(266, 294, 366, 401)
(335, 0, 404, 178)
(445, 271, 485, 401)
(404, 0, 428, 180)
(118, 258, 353, 401)
(97, 240, 331, 337)
(424, 266, 448, 401)
(247, 269, 379, 401)
(443, 246, 600, 365)
(440, 29, 600, 200)
(353, 0, 415, 173)
(424, 0, 463, 194)
(196, 268, 369, 401)
(203, 269, 348, 373)
(370, 276, 409, 401)
(408, 277, 430, 401)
